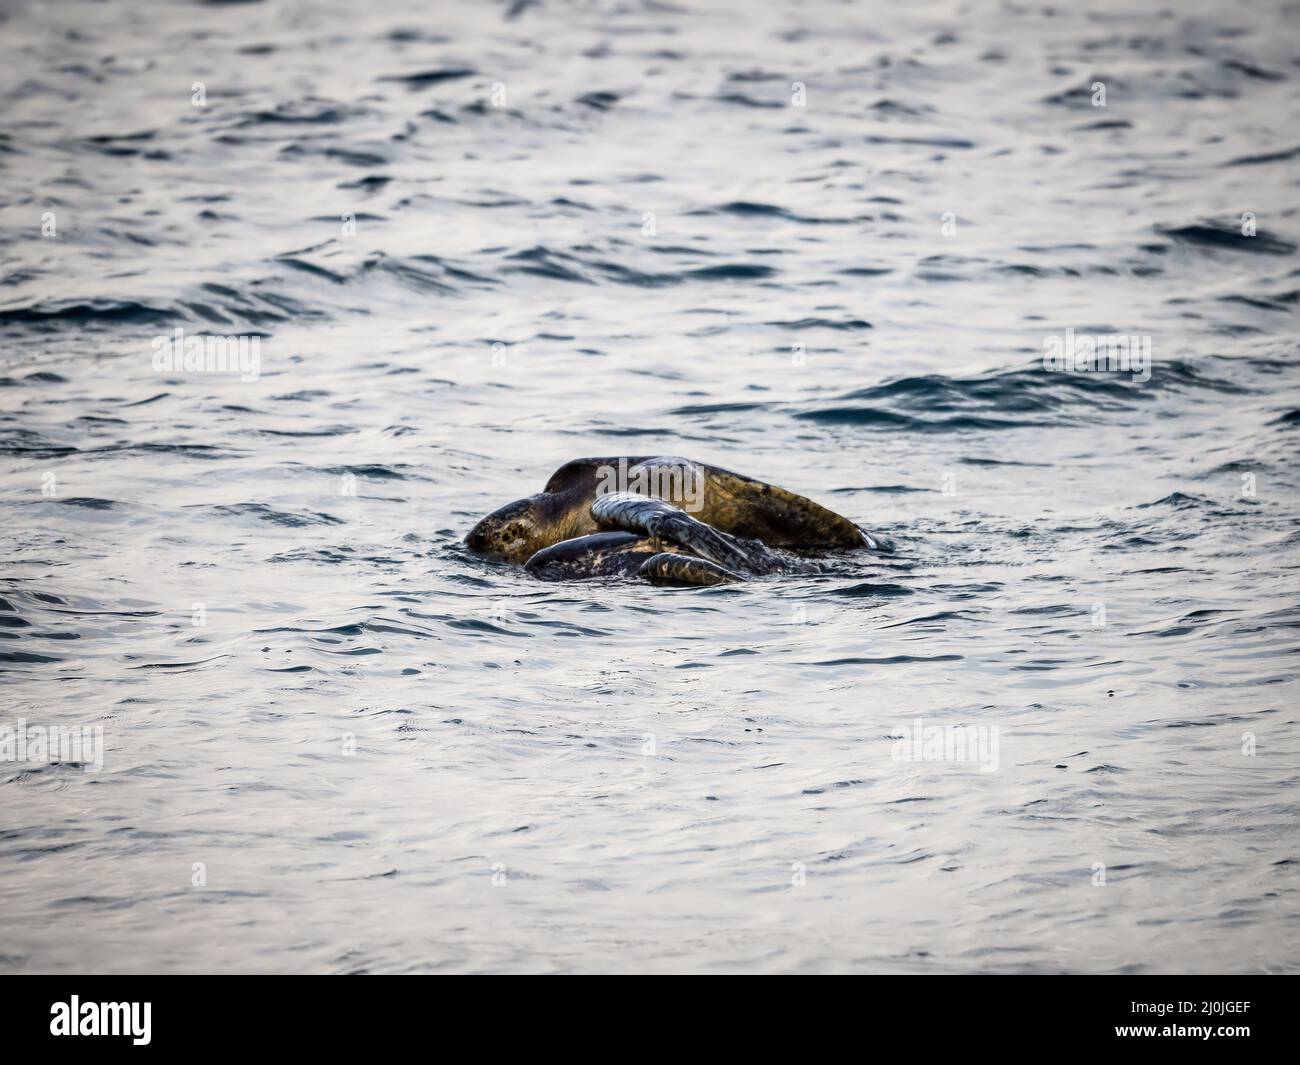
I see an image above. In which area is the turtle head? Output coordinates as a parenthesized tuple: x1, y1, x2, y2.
(466, 494, 551, 563)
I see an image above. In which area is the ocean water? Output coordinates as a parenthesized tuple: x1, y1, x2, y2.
(1, 0, 1298, 974)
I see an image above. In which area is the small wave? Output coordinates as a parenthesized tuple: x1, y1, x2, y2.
(1044, 81, 1117, 109)
(51, 497, 117, 510)
(829, 583, 914, 598)
(322, 146, 389, 168)
(577, 91, 620, 111)
(699, 202, 860, 225)
(1133, 492, 1215, 511)
(714, 92, 784, 109)
(1223, 144, 1300, 167)
(0, 651, 62, 665)
(501, 246, 778, 286)
(795, 409, 1058, 431)
(835, 484, 929, 494)
(1157, 222, 1296, 255)
(812, 654, 962, 665)
(204, 503, 346, 528)
(960, 457, 1052, 467)
(863, 134, 975, 149)
(233, 100, 366, 127)
(278, 257, 349, 284)
(0, 299, 175, 329)
(766, 317, 871, 331)
(505, 246, 592, 284)
(378, 68, 477, 88)
(669, 401, 767, 416)
(793, 360, 1252, 432)
(687, 263, 776, 281)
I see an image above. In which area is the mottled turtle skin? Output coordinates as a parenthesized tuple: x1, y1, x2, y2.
(467, 456, 891, 585)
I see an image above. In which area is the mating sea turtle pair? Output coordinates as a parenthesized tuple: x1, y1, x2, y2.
(466, 456, 892, 586)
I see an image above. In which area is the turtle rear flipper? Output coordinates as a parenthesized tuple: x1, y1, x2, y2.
(639, 552, 742, 587)
(860, 529, 894, 553)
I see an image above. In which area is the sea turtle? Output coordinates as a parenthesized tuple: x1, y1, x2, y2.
(465, 456, 892, 586)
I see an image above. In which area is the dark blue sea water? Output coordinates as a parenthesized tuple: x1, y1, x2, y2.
(1, 0, 1298, 973)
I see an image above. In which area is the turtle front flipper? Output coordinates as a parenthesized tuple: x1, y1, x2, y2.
(639, 552, 742, 587)
(591, 492, 773, 573)
(524, 531, 659, 581)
